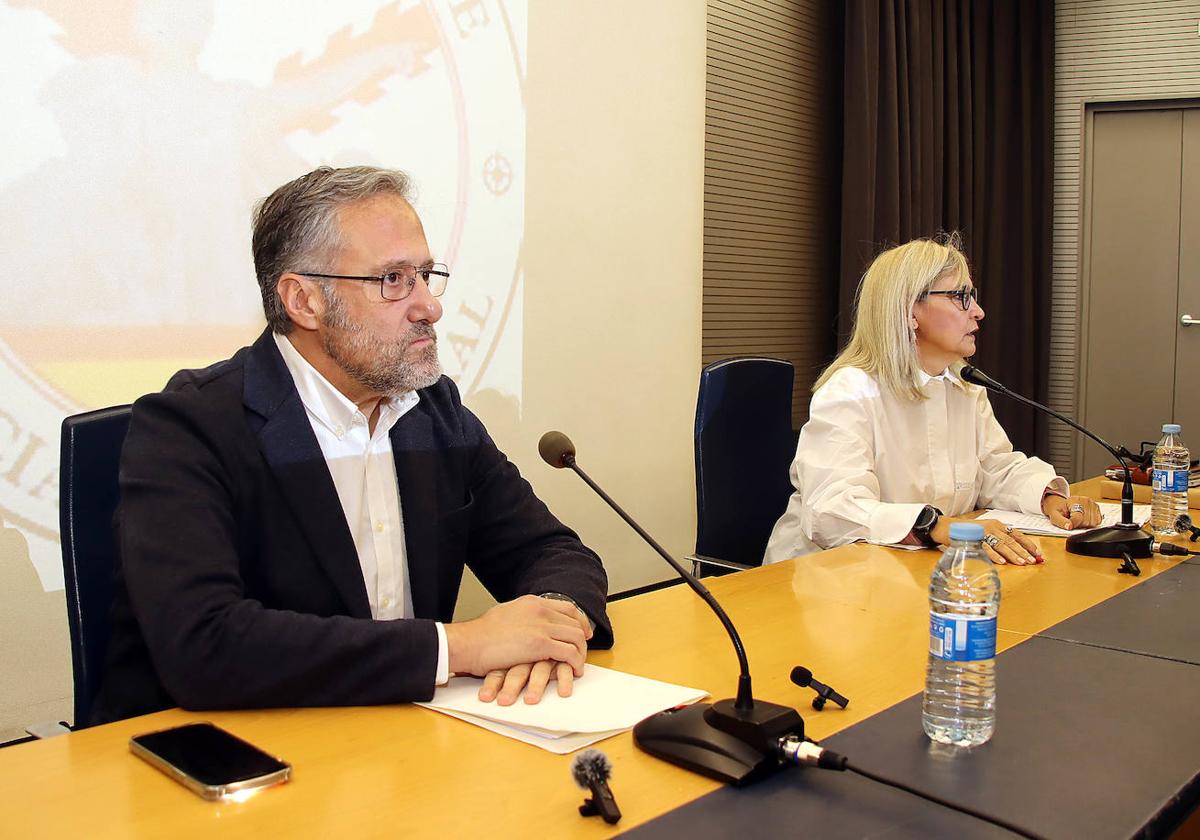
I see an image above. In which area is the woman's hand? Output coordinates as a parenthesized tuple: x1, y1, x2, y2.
(1041, 494, 1102, 530)
(931, 516, 1044, 565)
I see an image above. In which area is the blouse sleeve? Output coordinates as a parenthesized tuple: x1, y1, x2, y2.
(771, 371, 926, 556)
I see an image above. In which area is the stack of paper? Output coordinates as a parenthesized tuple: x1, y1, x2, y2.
(977, 502, 1151, 537)
(417, 664, 708, 754)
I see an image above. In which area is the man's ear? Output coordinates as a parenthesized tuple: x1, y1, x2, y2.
(277, 273, 323, 332)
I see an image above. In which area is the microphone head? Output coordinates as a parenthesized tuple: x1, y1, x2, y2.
(538, 430, 576, 468)
(571, 749, 612, 788)
(958, 364, 1003, 391)
(789, 666, 813, 688)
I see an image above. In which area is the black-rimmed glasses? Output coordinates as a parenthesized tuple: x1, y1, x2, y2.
(922, 287, 978, 311)
(296, 263, 450, 301)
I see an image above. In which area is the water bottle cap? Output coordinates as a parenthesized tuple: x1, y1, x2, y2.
(949, 522, 985, 541)
(1163, 423, 1181, 434)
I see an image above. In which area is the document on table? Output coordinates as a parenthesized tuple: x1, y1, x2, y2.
(977, 502, 1151, 537)
(417, 664, 708, 754)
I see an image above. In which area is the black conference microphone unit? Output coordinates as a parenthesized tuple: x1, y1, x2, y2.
(957, 365, 1152, 561)
(538, 430, 807, 786)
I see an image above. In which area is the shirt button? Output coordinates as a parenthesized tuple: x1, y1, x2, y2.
(375, 521, 385, 532)
(335, 425, 345, 438)
(382, 597, 393, 609)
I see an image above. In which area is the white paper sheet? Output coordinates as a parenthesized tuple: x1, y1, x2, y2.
(427, 707, 627, 754)
(415, 664, 708, 753)
(977, 502, 1150, 537)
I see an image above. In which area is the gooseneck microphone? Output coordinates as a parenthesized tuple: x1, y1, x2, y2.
(958, 365, 1151, 561)
(539, 430, 805, 785)
(539, 431, 754, 710)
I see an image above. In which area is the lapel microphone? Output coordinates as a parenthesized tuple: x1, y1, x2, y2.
(790, 666, 849, 711)
(572, 749, 621, 824)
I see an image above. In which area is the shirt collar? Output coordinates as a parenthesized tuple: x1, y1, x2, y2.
(272, 332, 418, 436)
(918, 365, 965, 390)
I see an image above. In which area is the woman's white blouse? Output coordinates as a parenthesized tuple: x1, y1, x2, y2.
(763, 366, 1067, 564)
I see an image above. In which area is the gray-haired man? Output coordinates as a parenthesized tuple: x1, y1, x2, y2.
(93, 166, 611, 724)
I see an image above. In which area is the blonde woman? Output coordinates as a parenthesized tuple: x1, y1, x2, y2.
(764, 235, 1101, 565)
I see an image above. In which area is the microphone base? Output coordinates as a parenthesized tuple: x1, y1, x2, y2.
(633, 699, 804, 786)
(1066, 523, 1153, 559)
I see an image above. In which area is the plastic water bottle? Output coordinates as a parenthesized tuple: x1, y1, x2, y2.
(1151, 424, 1190, 536)
(922, 522, 999, 747)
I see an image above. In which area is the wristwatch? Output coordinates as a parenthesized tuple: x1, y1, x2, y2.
(540, 592, 593, 630)
(911, 505, 942, 549)
(539, 592, 579, 609)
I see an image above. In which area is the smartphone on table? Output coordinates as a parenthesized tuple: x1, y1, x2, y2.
(129, 722, 291, 801)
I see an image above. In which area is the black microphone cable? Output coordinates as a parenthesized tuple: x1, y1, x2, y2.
(779, 737, 1048, 840)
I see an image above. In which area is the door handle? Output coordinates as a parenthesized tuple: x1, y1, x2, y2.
(1182, 314, 1200, 326)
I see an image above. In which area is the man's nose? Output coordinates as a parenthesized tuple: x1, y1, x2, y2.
(407, 278, 443, 323)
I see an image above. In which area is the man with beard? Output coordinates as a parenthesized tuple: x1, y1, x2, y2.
(92, 166, 612, 725)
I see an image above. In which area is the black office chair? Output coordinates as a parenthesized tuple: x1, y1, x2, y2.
(59, 405, 132, 729)
(686, 358, 797, 576)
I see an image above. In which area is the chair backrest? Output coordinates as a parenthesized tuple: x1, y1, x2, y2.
(59, 405, 132, 728)
(694, 357, 796, 569)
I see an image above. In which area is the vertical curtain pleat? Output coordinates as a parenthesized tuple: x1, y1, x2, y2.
(839, 0, 1054, 458)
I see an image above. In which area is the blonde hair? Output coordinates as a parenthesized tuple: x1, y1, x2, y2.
(815, 233, 970, 401)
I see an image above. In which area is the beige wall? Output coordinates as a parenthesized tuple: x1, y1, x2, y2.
(457, 1, 704, 612)
(1053, 0, 1200, 477)
(0, 1, 703, 742)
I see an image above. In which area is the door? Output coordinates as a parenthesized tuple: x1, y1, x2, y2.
(1079, 105, 1200, 478)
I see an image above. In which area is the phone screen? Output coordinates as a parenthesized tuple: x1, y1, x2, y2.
(131, 723, 288, 786)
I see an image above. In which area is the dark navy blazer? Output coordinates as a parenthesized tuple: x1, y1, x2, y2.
(92, 329, 611, 724)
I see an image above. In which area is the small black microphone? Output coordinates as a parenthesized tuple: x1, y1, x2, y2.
(790, 666, 849, 711)
(571, 749, 621, 825)
(1175, 513, 1200, 542)
(540, 430, 806, 786)
(958, 364, 1152, 564)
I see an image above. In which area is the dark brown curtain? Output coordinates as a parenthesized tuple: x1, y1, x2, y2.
(839, 0, 1054, 458)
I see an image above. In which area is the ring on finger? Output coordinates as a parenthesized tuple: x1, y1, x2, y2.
(983, 533, 1002, 548)
(1070, 503, 1085, 514)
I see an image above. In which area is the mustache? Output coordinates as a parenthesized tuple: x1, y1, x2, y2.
(405, 322, 437, 347)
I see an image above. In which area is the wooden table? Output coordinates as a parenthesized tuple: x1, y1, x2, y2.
(1, 480, 1191, 838)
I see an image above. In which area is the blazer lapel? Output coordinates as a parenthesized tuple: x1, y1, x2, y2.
(243, 331, 371, 618)
(389, 406, 440, 619)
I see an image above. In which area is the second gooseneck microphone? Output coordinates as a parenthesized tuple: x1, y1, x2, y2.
(958, 365, 1152, 562)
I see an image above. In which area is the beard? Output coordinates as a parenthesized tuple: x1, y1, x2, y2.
(319, 288, 442, 397)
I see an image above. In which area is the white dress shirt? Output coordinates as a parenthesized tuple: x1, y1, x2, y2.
(763, 365, 1068, 564)
(274, 333, 449, 683)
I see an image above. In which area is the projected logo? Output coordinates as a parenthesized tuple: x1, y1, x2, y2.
(0, 0, 526, 591)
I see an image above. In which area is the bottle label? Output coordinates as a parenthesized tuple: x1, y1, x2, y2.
(929, 613, 997, 662)
(1152, 469, 1189, 493)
